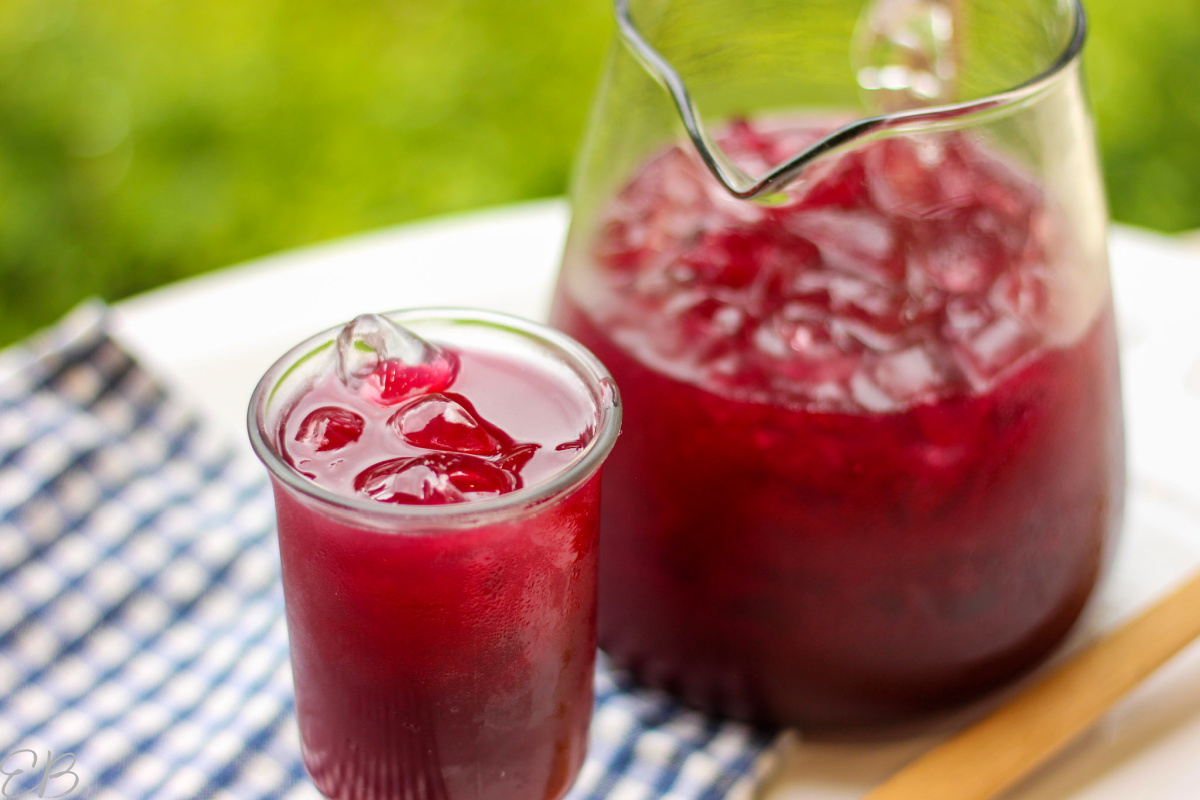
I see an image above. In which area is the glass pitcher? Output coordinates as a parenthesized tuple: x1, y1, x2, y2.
(551, 0, 1124, 732)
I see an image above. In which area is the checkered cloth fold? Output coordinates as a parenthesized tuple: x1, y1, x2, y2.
(0, 303, 780, 800)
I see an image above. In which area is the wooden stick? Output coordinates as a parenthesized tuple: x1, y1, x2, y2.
(862, 568, 1200, 800)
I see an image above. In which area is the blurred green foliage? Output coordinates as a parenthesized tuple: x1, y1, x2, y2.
(1086, 0, 1200, 234)
(0, 0, 1197, 346)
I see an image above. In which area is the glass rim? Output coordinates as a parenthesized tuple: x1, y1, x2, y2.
(247, 307, 622, 524)
(615, 0, 1087, 201)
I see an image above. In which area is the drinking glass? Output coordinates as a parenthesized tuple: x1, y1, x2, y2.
(249, 310, 622, 798)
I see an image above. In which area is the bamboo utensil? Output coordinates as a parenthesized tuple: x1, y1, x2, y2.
(862, 568, 1200, 800)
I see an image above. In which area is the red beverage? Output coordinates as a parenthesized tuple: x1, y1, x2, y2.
(249, 311, 621, 800)
(552, 122, 1124, 731)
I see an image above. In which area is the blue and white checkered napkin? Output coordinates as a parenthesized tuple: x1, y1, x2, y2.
(0, 303, 781, 800)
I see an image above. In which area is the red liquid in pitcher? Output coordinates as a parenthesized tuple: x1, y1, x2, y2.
(552, 121, 1124, 730)
(272, 346, 599, 799)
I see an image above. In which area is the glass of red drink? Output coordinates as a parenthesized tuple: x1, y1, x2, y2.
(553, 0, 1124, 732)
(248, 309, 621, 800)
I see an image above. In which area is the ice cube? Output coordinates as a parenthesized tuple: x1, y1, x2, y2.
(942, 294, 995, 342)
(866, 136, 978, 220)
(615, 147, 718, 252)
(783, 209, 901, 283)
(354, 453, 518, 505)
(972, 151, 1044, 231)
(865, 343, 950, 406)
(850, 369, 899, 413)
(990, 265, 1051, 327)
(791, 268, 909, 352)
(836, 312, 908, 353)
(908, 215, 1004, 294)
(669, 294, 746, 341)
(335, 313, 458, 405)
(755, 304, 834, 360)
(294, 406, 365, 453)
(691, 228, 786, 290)
(953, 314, 1039, 390)
(365, 358, 460, 406)
(391, 393, 505, 456)
(755, 306, 864, 400)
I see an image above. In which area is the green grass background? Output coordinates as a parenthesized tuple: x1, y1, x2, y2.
(0, 0, 1196, 346)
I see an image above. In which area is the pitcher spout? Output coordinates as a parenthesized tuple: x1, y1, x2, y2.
(615, 0, 1086, 201)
